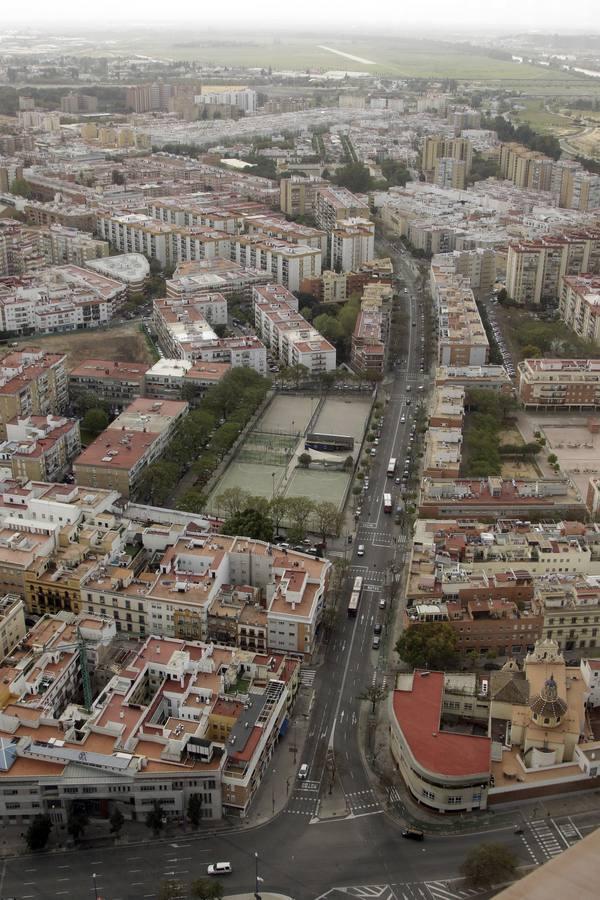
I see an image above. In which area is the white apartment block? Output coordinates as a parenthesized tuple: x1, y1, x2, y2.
(432, 269, 489, 367)
(0, 593, 26, 659)
(330, 218, 375, 272)
(97, 213, 172, 267)
(0, 266, 126, 335)
(560, 274, 600, 345)
(153, 295, 266, 373)
(252, 284, 336, 374)
(197, 89, 257, 114)
(231, 236, 321, 292)
(314, 186, 370, 232)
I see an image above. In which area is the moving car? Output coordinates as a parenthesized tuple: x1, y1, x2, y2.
(379, 598, 386, 609)
(298, 763, 309, 779)
(208, 863, 232, 875)
(373, 623, 382, 635)
(357, 544, 365, 556)
(401, 828, 424, 841)
(372, 636, 381, 650)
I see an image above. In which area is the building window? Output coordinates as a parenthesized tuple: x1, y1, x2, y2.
(447, 796, 463, 805)
(422, 789, 435, 801)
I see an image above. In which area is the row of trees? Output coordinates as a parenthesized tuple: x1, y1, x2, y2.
(481, 113, 561, 160)
(135, 369, 271, 509)
(332, 160, 410, 194)
(216, 486, 343, 544)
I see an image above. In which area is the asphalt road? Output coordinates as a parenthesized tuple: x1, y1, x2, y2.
(2, 249, 599, 898)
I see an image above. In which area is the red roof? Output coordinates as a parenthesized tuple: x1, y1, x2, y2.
(392, 671, 491, 778)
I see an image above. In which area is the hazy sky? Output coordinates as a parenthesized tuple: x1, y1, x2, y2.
(1, 1, 598, 32)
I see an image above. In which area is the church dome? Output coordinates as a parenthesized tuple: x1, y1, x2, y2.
(530, 675, 567, 728)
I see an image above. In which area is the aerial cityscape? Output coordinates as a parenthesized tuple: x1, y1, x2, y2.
(1, 5, 600, 899)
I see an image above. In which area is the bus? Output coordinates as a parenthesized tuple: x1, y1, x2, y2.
(387, 457, 397, 477)
(383, 493, 393, 514)
(348, 575, 363, 618)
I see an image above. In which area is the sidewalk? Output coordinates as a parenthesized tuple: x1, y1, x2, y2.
(241, 681, 314, 827)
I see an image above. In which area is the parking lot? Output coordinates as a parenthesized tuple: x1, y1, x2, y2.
(487, 300, 516, 377)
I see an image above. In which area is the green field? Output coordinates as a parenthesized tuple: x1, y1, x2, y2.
(511, 99, 576, 133)
(76, 30, 600, 88)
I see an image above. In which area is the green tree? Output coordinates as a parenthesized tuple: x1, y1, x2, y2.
(496, 288, 508, 303)
(67, 806, 89, 841)
(146, 800, 165, 837)
(136, 461, 179, 506)
(216, 486, 252, 518)
(521, 343, 542, 358)
(357, 683, 388, 714)
(460, 843, 517, 889)
(298, 452, 312, 468)
(222, 506, 274, 542)
(286, 496, 315, 543)
(321, 603, 338, 638)
(269, 495, 289, 534)
(314, 500, 343, 543)
(158, 879, 187, 900)
(111, 169, 126, 185)
(380, 159, 410, 187)
(109, 805, 125, 836)
(313, 313, 343, 343)
(9, 177, 32, 198)
(333, 161, 371, 192)
(176, 490, 206, 514)
(395, 622, 459, 670)
(187, 793, 202, 829)
(25, 814, 52, 851)
(82, 407, 109, 437)
(190, 877, 225, 900)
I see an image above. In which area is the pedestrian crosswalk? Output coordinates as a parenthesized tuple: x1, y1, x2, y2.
(520, 818, 567, 863)
(300, 668, 316, 687)
(389, 787, 402, 805)
(316, 880, 486, 900)
(299, 780, 320, 792)
(346, 788, 380, 814)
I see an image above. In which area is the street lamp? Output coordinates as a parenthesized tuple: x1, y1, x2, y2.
(271, 471, 276, 499)
(254, 851, 264, 900)
(92, 873, 99, 900)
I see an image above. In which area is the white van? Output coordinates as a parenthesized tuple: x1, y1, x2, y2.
(207, 862, 232, 875)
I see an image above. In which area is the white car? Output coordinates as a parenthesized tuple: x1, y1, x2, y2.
(298, 763, 309, 779)
(357, 544, 365, 557)
(208, 863, 232, 875)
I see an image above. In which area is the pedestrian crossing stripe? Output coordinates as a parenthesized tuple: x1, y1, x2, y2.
(300, 669, 316, 686)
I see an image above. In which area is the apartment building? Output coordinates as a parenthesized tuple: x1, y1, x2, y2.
(300, 260, 393, 304)
(279, 176, 326, 217)
(144, 359, 231, 400)
(0, 266, 127, 335)
(84, 253, 150, 295)
(3, 415, 81, 483)
(421, 136, 473, 180)
(351, 306, 386, 378)
(403, 598, 542, 658)
(435, 364, 513, 394)
(314, 186, 370, 232)
(533, 577, 600, 653)
(560, 274, 600, 344)
(499, 143, 553, 191)
(0, 348, 68, 438)
(419, 477, 584, 519)
(83, 532, 329, 658)
(435, 157, 467, 190)
(0, 613, 303, 824)
(230, 235, 321, 292)
(69, 359, 149, 407)
(244, 215, 327, 260)
(73, 398, 188, 497)
(432, 270, 489, 367)
(97, 213, 173, 268)
(37, 224, 109, 267)
(252, 283, 336, 375)
(517, 358, 600, 409)
(24, 200, 97, 232)
(126, 82, 174, 113)
(506, 230, 600, 306)
(198, 88, 257, 113)
(166, 259, 270, 302)
(152, 294, 266, 373)
(431, 249, 497, 297)
(0, 593, 26, 660)
(330, 218, 375, 272)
